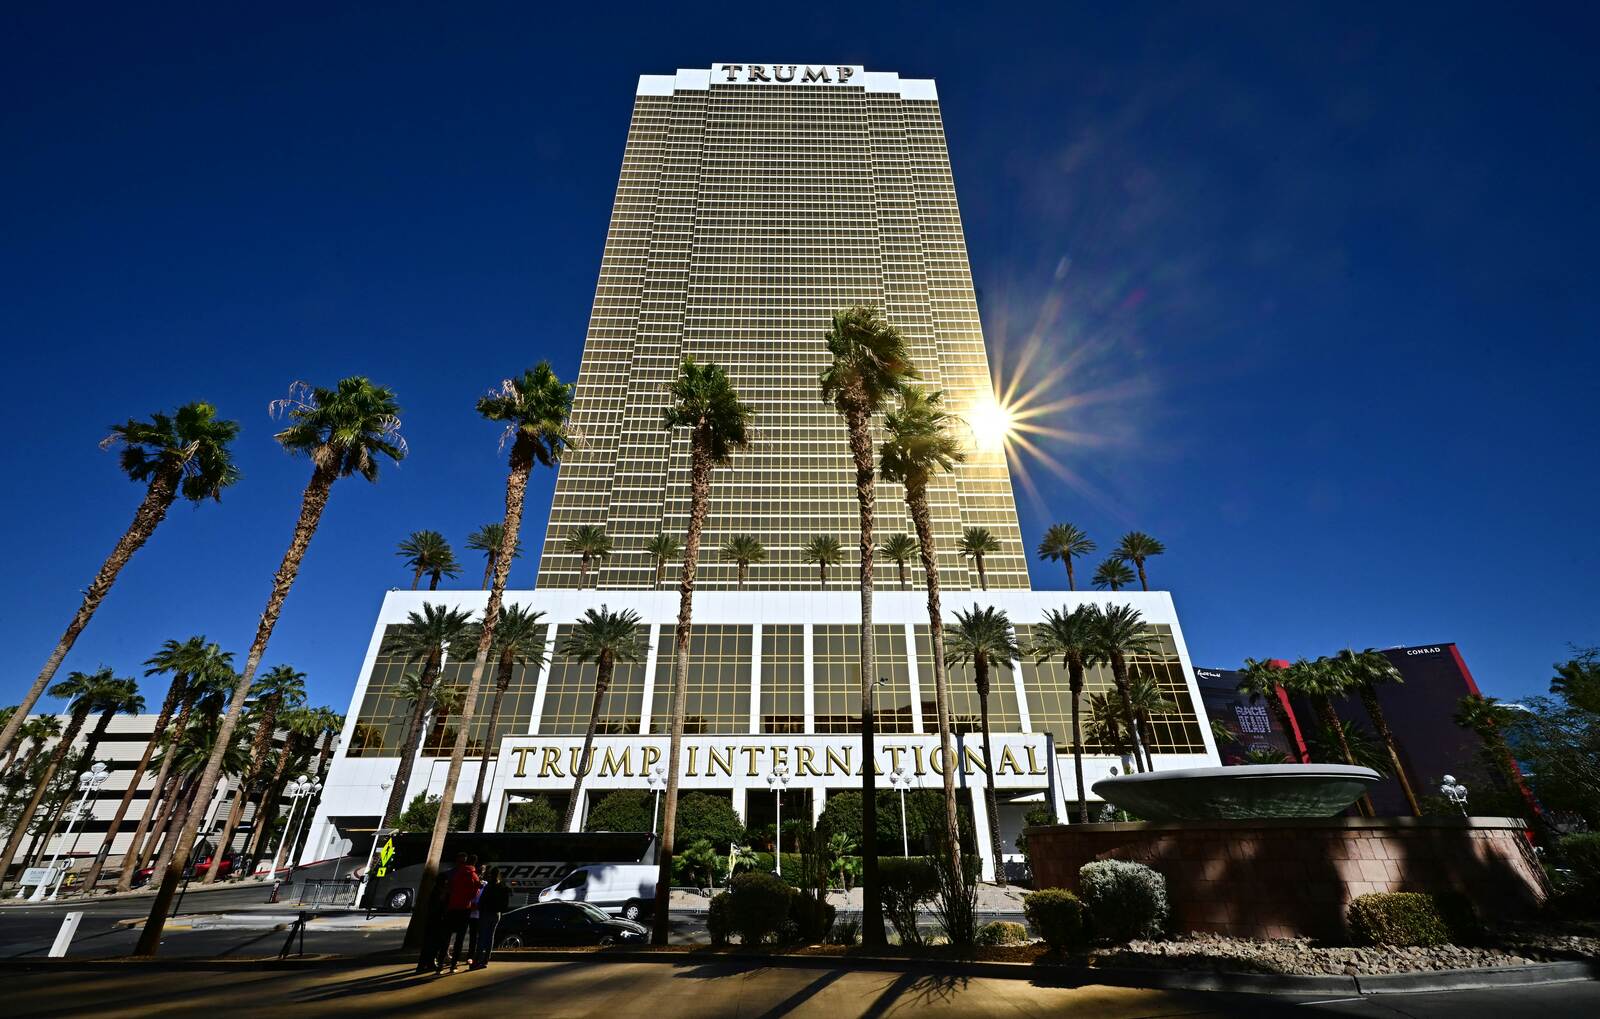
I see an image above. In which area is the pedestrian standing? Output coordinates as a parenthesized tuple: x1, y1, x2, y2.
(471, 868, 512, 970)
(444, 852, 481, 972)
(417, 852, 461, 975)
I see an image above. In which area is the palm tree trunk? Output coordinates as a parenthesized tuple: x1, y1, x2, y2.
(122, 693, 197, 889)
(1066, 558, 1076, 591)
(205, 702, 279, 885)
(137, 460, 338, 956)
(1266, 692, 1307, 764)
(897, 561, 908, 590)
(1136, 561, 1148, 591)
(976, 555, 988, 591)
(562, 664, 612, 830)
(468, 664, 512, 832)
(0, 470, 180, 764)
(87, 679, 183, 889)
(0, 712, 87, 880)
(246, 740, 298, 860)
(1110, 656, 1148, 773)
(906, 482, 963, 896)
(844, 402, 884, 948)
(410, 440, 536, 957)
(138, 769, 187, 875)
(1317, 698, 1374, 817)
(976, 667, 1005, 886)
(653, 430, 712, 947)
(1068, 663, 1088, 823)
(385, 663, 438, 825)
(654, 560, 665, 587)
(411, 567, 423, 590)
(481, 558, 493, 589)
(1359, 687, 1420, 816)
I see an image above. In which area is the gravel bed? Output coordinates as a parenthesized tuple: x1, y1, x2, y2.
(1092, 931, 1600, 976)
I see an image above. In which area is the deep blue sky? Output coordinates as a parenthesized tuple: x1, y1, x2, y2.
(4, 3, 1596, 715)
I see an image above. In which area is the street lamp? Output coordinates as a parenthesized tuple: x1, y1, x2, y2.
(887, 765, 914, 858)
(646, 762, 668, 836)
(766, 764, 791, 875)
(39, 762, 108, 900)
(1440, 774, 1469, 816)
(356, 773, 395, 909)
(273, 776, 322, 876)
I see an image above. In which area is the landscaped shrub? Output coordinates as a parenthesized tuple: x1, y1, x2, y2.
(1348, 892, 1476, 947)
(1021, 888, 1086, 952)
(726, 870, 796, 945)
(675, 792, 746, 852)
(707, 891, 732, 947)
(1559, 832, 1600, 891)
(828, 919, 861, 946)
(975, 920, 1031, 947)
(789, 888, 836, 943)
(672, 838, 725, 888)
(881, 856, 939, 946)
(931, 837, 979, 954)
(1078, 860, 1168, 942)
(583, 789, 654, 833)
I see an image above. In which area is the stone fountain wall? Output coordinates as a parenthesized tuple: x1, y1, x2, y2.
(1025, 816, 1547, 940)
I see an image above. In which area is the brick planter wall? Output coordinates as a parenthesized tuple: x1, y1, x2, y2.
(1025, 816, 1546, 940)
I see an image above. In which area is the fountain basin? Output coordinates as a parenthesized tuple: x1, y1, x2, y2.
(1092, 764, 1382, 821)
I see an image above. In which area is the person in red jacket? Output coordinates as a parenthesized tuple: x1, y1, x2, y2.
(442, 853, 481, 972)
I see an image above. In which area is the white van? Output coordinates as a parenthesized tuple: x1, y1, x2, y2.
(538, 863, 658, 921)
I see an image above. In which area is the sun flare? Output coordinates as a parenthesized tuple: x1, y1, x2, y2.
(966, 397, 1017, 453)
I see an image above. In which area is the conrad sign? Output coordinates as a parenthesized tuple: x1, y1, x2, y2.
(715, 63, 860, 85)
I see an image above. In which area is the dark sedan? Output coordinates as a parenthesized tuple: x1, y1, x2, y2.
(494, 901, 647, 948)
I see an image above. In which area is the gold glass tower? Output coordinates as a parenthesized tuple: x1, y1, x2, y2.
(537, 64, 1029, 592)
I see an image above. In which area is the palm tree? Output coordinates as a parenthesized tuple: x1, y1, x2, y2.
(122, 643, 233, 887)
(465, 523, 524, 589)
(0, 668, 124, 879)
(718, 534, 766, 588)
(0, 403, 239, 765)
(30, 675, 142, 866)
(876, 533, 919, 590)
(560, 607, 646, 831)
(1036, 523, 1095, 591)
(652, 356, 752, 946)
(413, 363, 573, 957)
(956, 527, 1001, 591)
(144, 712, 253, 877)
(4, 716, 59, 775)
(1085, 692, 1131, 758)
(1092, 558, 1135, 591)
(801, 535, 843, 587)
(204, 664, 306, 883)
(1281, 657, 1374, 817)
(564, 524, 612, 588)
(1090, 604, 1159, 773)
(1126, 667, 1178, 766)
(1235, 657, 1307, 763)
(245, 705, 321, 862)
(1335, 648, 1421, 815)
(467, 605, 547, 830)
(1026, 605, 1101, 822)
(1454, 693, 1542, 825)
(382, 605, 475, 826)
(139, 377, 405, 954)
(1309, 717, 1389, 775)
(945, 605, 1019, 885)
(396, 530, 460, 590)
(880, 387, 967, 896)
(1112, 532, 1165, 591)
(644, 533, 681, 588)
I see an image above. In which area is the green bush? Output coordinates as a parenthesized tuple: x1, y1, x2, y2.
(881, 856, 939, 946)
(1348, 892, 1475, 947)
(583, 790, 655, 834)
(1022, 888, 1086, 952)
(707, 891, 732, 947)
(726, 870, 796, 945)
(789, 890, 836, 943)
(818, 789, 976, 855)
(504, 795, 560, 833)
(672, 838, 724, 888)
(828, 919, 861, 946)
(675, 792, 745, 852)
(976, 920, 1031, 947)
(1078, 860, 1168, 942)
(1559, 832, 1600, 891)
(394, 793, 470, 833)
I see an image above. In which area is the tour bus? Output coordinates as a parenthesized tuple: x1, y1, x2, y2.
(358, 830, 658, 918)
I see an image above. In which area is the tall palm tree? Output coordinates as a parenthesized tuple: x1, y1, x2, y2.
(123, 643, 234, 887)
(204, 664, 306, 883)
(310, 707, 344, 776)
(31, 676, 142, 867)
(465, 523, 524, 589)
(0, 403, 239, 764)
(1026, 605, 1101, 822)
(1092, 558, 1135, 591)
(801, 535, 842, 587)
(559, 607, 646, 831)
(880, 386, 967, 892)
(0, 668, 123, 879)
(564, 524, 612, 588)
(1112, 532, 1165, 591)
(652, 356, 752, 946)
(1036, 523, 1095, 591)
(1454, 693, 1543, 826)
(946, 605, 1019, 885)
(382, 605, 475, 826)
(396, 530, 460, 590)
(245, 705, 321, 861)
(1335, 648, 1421, 815)
(1085, 692, 1131, 758)
(1235, 657, 1306, 763)
(413, 363, 573, 958)
(1126, 667, 1178, 768)
(138, 376, 405, 954)
(4, 716, 59, 775)
(1090, 604, 1159, 773)
(1281, 657, 1373, 816)
(644, 533, 680, 588)
(467, 606, 547, 831)
(876, 533, 919, 590)
(718, 534, 766, 587)
(956, 527, 1001, 591)
(144, 712, 253, 878)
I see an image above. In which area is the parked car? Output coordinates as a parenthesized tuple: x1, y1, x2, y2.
(537, 863, 657, 921)
(132, 853, 241, 887)
(494, 901, 647, 948)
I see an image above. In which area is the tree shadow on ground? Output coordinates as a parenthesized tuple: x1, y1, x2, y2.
(288, 958, 596, 1004)
(16, 969, 292, 1019)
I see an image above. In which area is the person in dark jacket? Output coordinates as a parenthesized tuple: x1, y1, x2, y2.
(416, 854, 461, 975)
(443, 853, 481, 972)
(471, 868, 512, 969)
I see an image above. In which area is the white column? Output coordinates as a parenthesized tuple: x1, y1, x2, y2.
(567, 790, 585, 833)
(731, 786, 747, 825)
(811, 786, 826, 825)
(802, 624, 815, 734)
(968, 782, 995, 882)
(903, 623, 924, 734)
(527, 623, 554, 735)
(748, 624, 763, 735)
(638, 624, 661, 735)
(1009, 625, 1033, 733)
